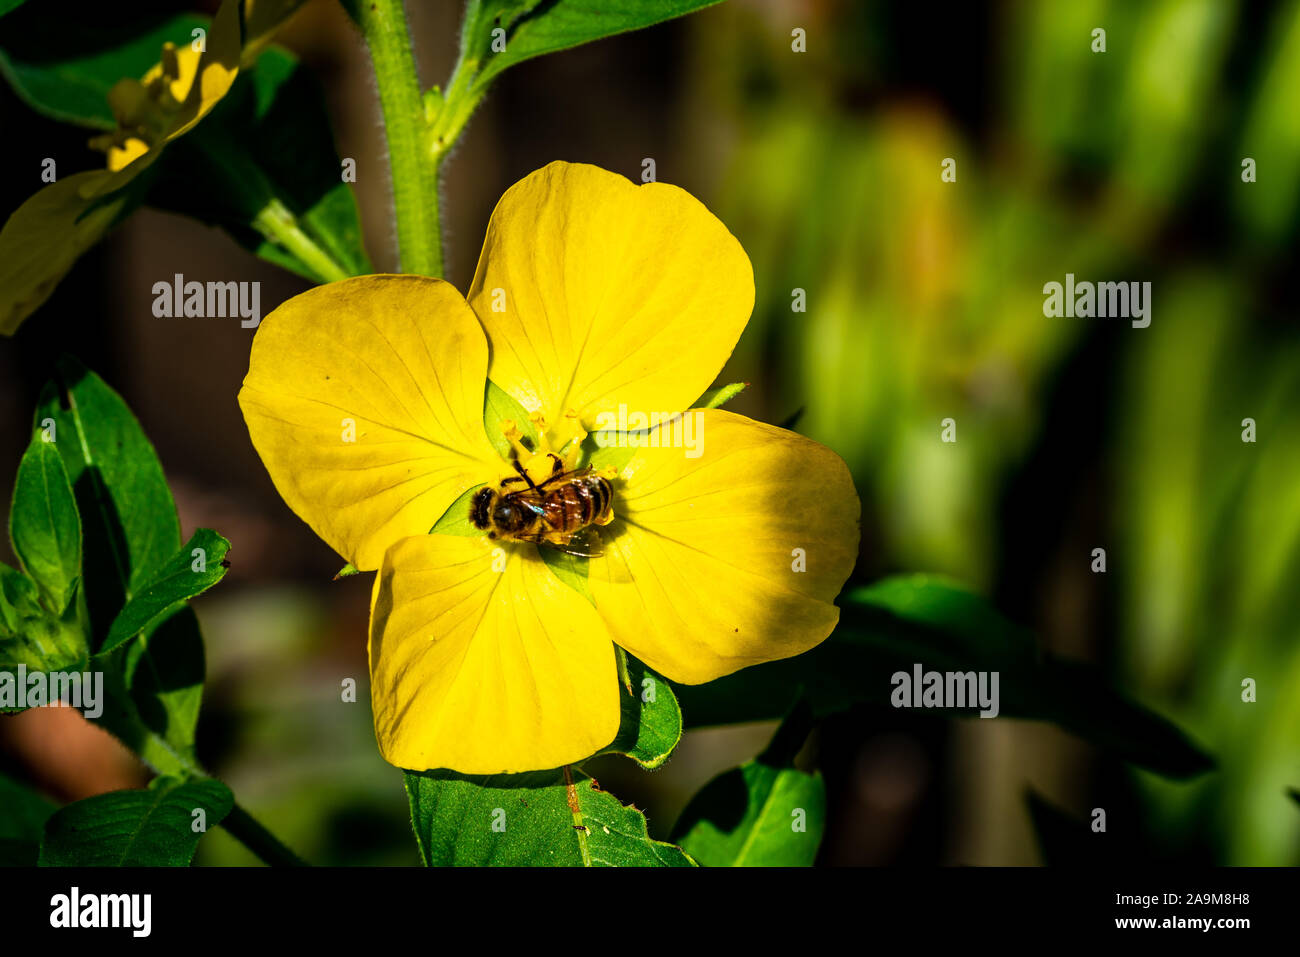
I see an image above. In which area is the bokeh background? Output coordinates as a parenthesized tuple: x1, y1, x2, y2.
(3, 0, 1299, 865)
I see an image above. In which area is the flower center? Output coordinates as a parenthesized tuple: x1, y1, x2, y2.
(499, 410, 590, 485)
(90, 43, 202, 172)
(471, 410, 618, 555)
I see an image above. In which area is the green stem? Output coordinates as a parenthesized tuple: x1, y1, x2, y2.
(426, 56, 486, 173)
(350, 0, 443, 277)
(182, 135, 354, 284)
(222, 802, 309, 867)
(252, 198, 350, 283)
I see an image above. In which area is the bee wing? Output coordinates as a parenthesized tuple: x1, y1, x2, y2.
(540, 526, 604, 559)
(534, 465, 596, 491)
(503, 489, 548, 516)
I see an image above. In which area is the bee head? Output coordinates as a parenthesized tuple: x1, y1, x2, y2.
(491, 500, 529, 533)
(469, 485, 532, 535)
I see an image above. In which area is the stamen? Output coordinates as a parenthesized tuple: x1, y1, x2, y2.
(525, 411, 559, 456)
(558, 413, 588, 470)
(500, 419, 533, 459)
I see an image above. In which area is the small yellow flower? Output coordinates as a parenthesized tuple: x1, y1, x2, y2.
(89, 0, 242, 173)
(239, 162, 860, 774)
(0, 0, 241, 334)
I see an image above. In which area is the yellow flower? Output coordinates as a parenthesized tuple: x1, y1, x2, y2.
(239, 162, 861, 774)
(0, 0, 241, 335)
(89, 0, 242, 172)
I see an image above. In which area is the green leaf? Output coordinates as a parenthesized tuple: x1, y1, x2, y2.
(483, 379, 538, 459)
(0, 562, 86, 679)
(671, 706, 825, 866)
(1235, 2, 1300, 242)
(36, 357, 182, 643)
(405, 767, 693, 866)
(598, 653, 682, 769)
(148, 45, 370, 282)
(429, 483, 489, 536)
(39, 776, 233, 866)
(0, 9, 207, 129)
(674, 575, 1215, 779)
(89, 652, 197, 778)
(101, 529, 230, 655)
(121, 605, 206, 765)
(0, 770, 57, 866)
(9, 434, 81, 612)
(537, 546, 592, 602)
(465, 0, 725, 91)
(579, 383, 732, 472)
(584, 436, 636, 474)
(429, 379, 541, 532)
(693, 381, 748, 410)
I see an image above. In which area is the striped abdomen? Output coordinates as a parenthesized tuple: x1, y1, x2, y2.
(540, 475, 613, 534)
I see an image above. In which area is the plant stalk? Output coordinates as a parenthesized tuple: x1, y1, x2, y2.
(349, 0, 444, 277)
(222, 802, 309, 867)
(252, 198, 351, 283)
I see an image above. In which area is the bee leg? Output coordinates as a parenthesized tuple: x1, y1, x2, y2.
(511, 458, 541, 492)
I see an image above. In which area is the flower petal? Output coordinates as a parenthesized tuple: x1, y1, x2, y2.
(242, 0, 311, 66)
(369, 535, 621, 773)
(160, 0, 241, 143)
(0, 171, 135, 335)
(239, 276, 503, 570)
(467, 162, 754, 426)
(589, 409, 860, 684)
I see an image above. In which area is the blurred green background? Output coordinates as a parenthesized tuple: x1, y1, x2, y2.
(2, 0, 1299, 865)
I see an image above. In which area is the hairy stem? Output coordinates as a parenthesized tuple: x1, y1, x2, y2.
(349, 0, 443, 276)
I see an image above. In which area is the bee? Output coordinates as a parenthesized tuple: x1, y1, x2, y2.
(469, 455, 614, 558)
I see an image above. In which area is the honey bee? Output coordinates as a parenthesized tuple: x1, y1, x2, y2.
(469, 455, 614, 558)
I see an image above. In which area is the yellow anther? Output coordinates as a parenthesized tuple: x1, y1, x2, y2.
(500, 419, 532, 459)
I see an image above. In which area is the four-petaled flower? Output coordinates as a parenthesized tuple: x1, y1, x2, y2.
(239, 162, 860, 773)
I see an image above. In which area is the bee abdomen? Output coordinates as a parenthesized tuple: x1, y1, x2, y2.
(544, 477, 612, 532)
